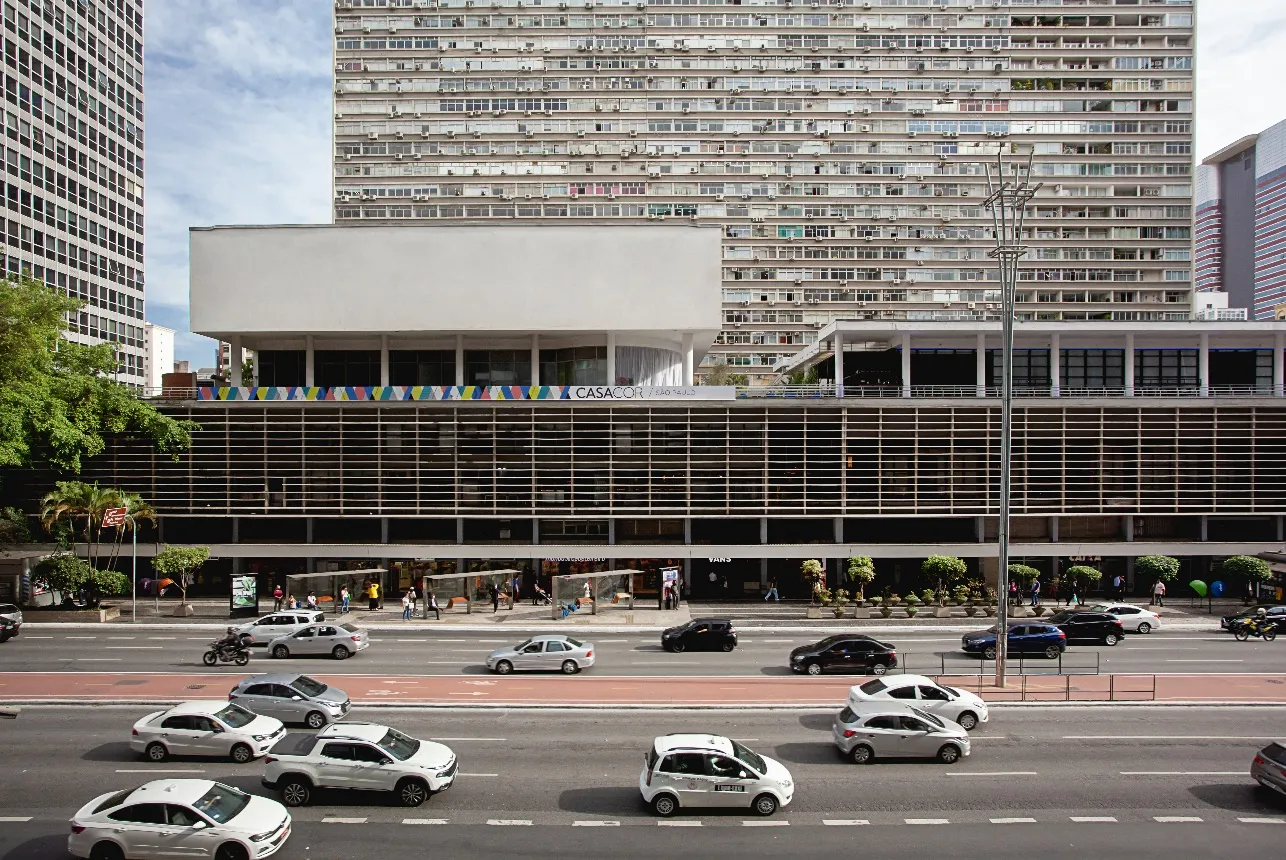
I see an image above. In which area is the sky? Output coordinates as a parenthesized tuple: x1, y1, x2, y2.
(143, 1, 1286, 366)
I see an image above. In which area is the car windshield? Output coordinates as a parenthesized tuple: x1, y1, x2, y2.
(1047, 611, 1073, 623)
(858, 678, 888, 695)
(911, 707, 946, 729)
(730, 739, 766, 775)
(340, 623, 359, 633)
(289, 676, 327, 697)
(213, 703, 256, 729)
(512, 639, 533, 651)
(932, 683, 958, 700)
(192, 783, 250, 824)
(377, 728, 421, 761)
(566, 637, 583, 648)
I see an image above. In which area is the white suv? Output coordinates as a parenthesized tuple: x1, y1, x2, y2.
(639, 734, 794, 817)
(237, 611, 324, 646)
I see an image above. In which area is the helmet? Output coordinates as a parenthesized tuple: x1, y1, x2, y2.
(226, 626, 237, 634)
(1256, 608, 1267, 617)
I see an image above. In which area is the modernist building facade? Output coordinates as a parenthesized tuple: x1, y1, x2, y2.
(332, 0, 1197, 381)
(4, 0, 148, 384)
(1195, 119, 1286, 320)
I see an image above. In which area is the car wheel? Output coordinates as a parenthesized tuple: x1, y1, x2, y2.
(805, 662, 823, 676)
(1044, 645, 1061, 659)
(1136, 622, 1152, 635)
(651, 793, 679, 817)
(850, 744, 874, 764)
(397, 778, 430, 808)
(494, 660, 513, 675)
(280, 777, 312, 807)
(202, 650, 218, 666)
(937, 744, 962, 765)
(89, 842, 125, 860)
(1103, 633, 1119, 646)
(304, 710, 327, 729)
(956, 711, 978, 731)
(145, 741, 169, 762)
(982, 645, 997, 660)
(272, 645, 290, 659)
(214, 843, 248, 860)
(871, 662, 889, 676)
(670, 641, 685, 654)
(332, 645, 351, 660)
(229, 743, 254, 764)
(721, 642, 735, 652)
(752, 793, 778, 817)
(561, 659, 580, 675)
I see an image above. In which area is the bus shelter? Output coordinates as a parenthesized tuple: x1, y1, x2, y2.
(550, 570, 637, 619)
(285, 568, 387, 611)
(421, 569, 520, 616)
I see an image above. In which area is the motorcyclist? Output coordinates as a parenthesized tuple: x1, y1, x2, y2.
(214, 626, 243, 657)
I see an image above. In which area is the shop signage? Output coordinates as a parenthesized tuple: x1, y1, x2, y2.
(545, 558, 607, 563)
(198, 385, 738, 402)
(707, 557, 732, 563)
(567, 386, 736, 401)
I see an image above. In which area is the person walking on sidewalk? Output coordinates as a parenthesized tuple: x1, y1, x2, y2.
(272, 584, 284, 611)
(491, 583, 501, 613)
(1151, 579, 1166, 607)
(764, 578, 780, 601)
(407, 585, 418, 616)
(401, 591, 412, 621)
(340, 585, 350, 615)
(1029, 578, 1041, 608)
(511, 575, 521, 605)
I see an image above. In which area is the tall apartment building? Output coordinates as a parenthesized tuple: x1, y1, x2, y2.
(332, 0, 1195, 382)
(1195, 119, 1286, 320)
(2, 0, 146, 384)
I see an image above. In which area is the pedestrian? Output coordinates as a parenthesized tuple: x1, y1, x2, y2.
(764, 578, 779, 601)
(491, 583, 501, 613)
(511, 575, 521, 604)
(1049, 578, 1060, 607)
(675, 578, 683, 608)
(286, 593, 297, 610)
(1030, 578, 1041, 607)
(272, 584, 284, 611)
(428, 590, 440, 621)
(1151, 579, 1166, 607)
(1069, 579, 1080, 606)
(662, 581, 671, 610)
(306, 591, 318, 610)
(720, 575, 729, 599)
(1008, 580, 1018, 607)
(368, 581, 379, 612)
(408, 585, 418, 616)
(1111, 574, 1122, 600)
(340, 585, 350, 614)
(402, 591, 412, 620)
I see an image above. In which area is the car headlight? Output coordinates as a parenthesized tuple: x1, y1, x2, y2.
(252, 734, 267, 742)
(250, 829, 279, 843)
(791, 655, 804, 661)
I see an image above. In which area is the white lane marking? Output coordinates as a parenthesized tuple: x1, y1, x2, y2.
(1068, 736, 1275, 740)
(0, 817, 33, 822)
(419, 661, 471, 665)
(905, 818, 950, 825)
(146, 637, 177, 640)
(434, 738, 507, 742)
(74, 658, 122, 662)
(323, 817, 368, 824)
(23, 635, 53, 639)
(990, 818, 1036, 824)
(105, 646, 163, 650)
(1070, 817, 1118, 823)
(459, 773, 500, 777)
(729, 738, 760, 742)
(595, 639, 631, 643)
(658, 821, 702, 827)
(1154, 816, 1203, 823)
(115, 769, 204, 774)
(1237, 818, 1286, 824)
(107, 636, 136, 640)
(403, 818, 449, 825)
(760, 639, 795, 643)
(487, 819, 532, 826)
(742, 821, 788, 827)
(1121, 771, 1245, 776)
(64, 636, 96, 640)
(397, 639, 430, 643)
(1165, 659, 1244, 663)
(945, 772, 1037, 777)
(573, 821, 620, 827)
(823, 820, 869, 826)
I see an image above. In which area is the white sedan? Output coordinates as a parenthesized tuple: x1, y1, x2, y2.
(68, 779, 291, 860)
(1088, 603, 1162, 634)
(268, 622, 370, 660)
(847, 674, 990, 731)
(132, 701, 286, 763)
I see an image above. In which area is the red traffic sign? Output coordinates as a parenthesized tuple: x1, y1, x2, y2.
(101, 507, 128, 528)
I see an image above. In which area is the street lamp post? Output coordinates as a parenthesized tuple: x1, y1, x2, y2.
(983, 145, 1040, 689)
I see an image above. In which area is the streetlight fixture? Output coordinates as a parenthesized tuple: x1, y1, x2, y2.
(983, 144, 1040, 688)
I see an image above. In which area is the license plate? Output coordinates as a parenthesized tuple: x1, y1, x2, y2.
(715, 784, 745, 792)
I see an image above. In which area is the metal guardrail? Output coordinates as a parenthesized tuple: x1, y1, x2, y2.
(888, 650, 1102, 678)
(936, 672, 1158, 703)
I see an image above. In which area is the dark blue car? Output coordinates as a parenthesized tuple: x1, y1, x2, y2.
(962, 623, 1067, 660)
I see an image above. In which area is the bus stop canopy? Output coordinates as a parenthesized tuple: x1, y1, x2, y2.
(551, 570, 639, 618)
(422, 569, 520, 614)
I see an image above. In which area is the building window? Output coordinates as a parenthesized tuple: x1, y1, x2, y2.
(1062, 349, 1124, 390)
(1134, 349, 1198, 390)
(315, 350, 380, 388)
(390, 350, 455, 386)
(540, 346, 607, 386)
(465, 350, 531, 386)
(257, 350, 306, 387)
(989, 349, 1050, 389)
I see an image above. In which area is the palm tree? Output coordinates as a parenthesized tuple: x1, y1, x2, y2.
(39, 481, 123, 568)
(105, 492, 157, 572)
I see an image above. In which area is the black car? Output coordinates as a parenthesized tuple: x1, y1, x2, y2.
(0, 617, 15, 643)
(1222, 605, 1286, 631)
(1046, 610, 1126, 646)
(661, 618, 736, 653)
(789, 635, 898, 676)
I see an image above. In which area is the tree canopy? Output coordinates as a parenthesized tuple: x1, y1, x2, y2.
(1220, 555, 1271, 584)
(0, 273, 196, 474)
(1135, 555, 1180, 583)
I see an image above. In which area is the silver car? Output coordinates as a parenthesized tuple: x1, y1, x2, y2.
(485, 634, 595, 675)
(268, 622, 369, 660)
(0, 603, 21, 634)
(229, 673, 350, 729)
(237, 610, 325, 646)
(832, 702, 971, 765)
(1251, 741, 1286, 797)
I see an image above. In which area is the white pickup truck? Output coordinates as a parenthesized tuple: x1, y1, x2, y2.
(262, 722, 457, 808)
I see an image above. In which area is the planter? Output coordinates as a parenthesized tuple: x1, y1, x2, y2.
(964, 605, 978, 617)
(833, 607, 847, 619)
(983, 606, 997, 617)
(806, 606, 822, 619)
(905, 606, 919, 618)
(933, 605, 951, 618)
(1032, 605, 1047, 617)
(879, 607, 894, 618)
(24, 606, 121, 623)
(172, 603, 195, 617)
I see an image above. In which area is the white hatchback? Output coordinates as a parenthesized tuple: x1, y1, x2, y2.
(132, 701, 286, 763)
(639, 734, 794, 817)
(1088, 603, 1162, 634)
(847, 674, 990, 731)
(68, 779, 291, 860)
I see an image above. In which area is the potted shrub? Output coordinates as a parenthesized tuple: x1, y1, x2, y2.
(832, 588, 850, 619)
(1220, 555, 1272, 606)
(952, 584, 971, 605)
(1135, 554, 1181, 602)
(802, 559, 825, 618)
(846, 556, 876, 606)
(886, 591, 902, 606)
(904, 593, 922, 618)
(868, 596, 883, 618)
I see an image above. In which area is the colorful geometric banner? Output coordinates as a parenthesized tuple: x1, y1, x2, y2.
(195, 385, 737, 402)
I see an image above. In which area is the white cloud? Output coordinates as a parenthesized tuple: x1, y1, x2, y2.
(1196, 0, 1286, 158)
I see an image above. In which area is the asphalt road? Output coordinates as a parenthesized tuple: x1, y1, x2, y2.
(3, 628, 1279, 677)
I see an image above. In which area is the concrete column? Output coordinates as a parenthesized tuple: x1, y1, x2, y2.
(760, 517, 768, 545)
(1199, 514, 1208, 541)
(608, 518, 616, 546)
(1124, 332, 1134, 397)
(1275, 332, 1284, 396)
(975, 515, 985, 543)
(1278, 515, 1284, 542)
(532, 518, 540, 546)
(606, 332, 616, 385)
(975, 332, 986, 397)
(901, 332, 912, 397)
(1199, 331, 1209, 396)
(305, 335, 315, 387)
(456, 517, 465, 545)
(682, 333, 694, 385)
(833, 516, 843, 545)
(1049, 515, 1059, 543)
(1123, 514, 1133, 542)
(834, 329, 845, 398)
(379, 334, 390, 387)
(380, 517, 389, 545)
(530, 334, 540, 387)
(684, 517, 692, 545)
(454, 334, 465, 387)
(305, 518, 314, 543)
(1050, 332, 1060, 397)
(228, 336, 242, 387)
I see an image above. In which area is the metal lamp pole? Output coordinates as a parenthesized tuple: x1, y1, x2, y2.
(983, 145, 1040, 689)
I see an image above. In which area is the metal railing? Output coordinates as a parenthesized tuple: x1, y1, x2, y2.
(935, 672, 1158, 703)
(888, 650, 1102, 678)
(735, 384, 1281, 400)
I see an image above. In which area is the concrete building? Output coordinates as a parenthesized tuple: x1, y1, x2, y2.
(143, 322, 174, 392)
(332, 0, 1196, 382)
(3, 0, 147, 385)
(1195, 119, 1286, 320)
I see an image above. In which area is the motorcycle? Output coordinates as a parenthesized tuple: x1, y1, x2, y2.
(1232, 618, 1279, 642)
(202, 641, 251, 666)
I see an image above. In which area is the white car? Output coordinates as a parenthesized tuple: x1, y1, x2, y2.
(268, 622, 369, 660)
(237, 610, 325, 646)
(68, 779, 291, 860)
(639, 734, 794, 817)
(132, 701, 286, 764)
(1088, 603, 1161, 634)
(847, 675, 989, 731)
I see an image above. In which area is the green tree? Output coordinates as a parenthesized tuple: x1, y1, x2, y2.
(701, 362, 750, 386)
(0, 507, 32, 547)
(103, 492, 157, 572)
(845, 556, 876, 601)
(1220, 556, 1272, 592)
(1007, 564, 1040, 586)
(1065, 565, 1103, 595)
(1135, 555, 1180, 584)
(0, 273, 196, 474)
(31, 553, 128, 608)
(922, 555, 968, 605)
(800, 558, 825, 604)
(152, 545, 211, 607)
(40, 480, 124, 569)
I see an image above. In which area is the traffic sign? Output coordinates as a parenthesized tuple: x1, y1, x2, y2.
(101, 507, 128, 528)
